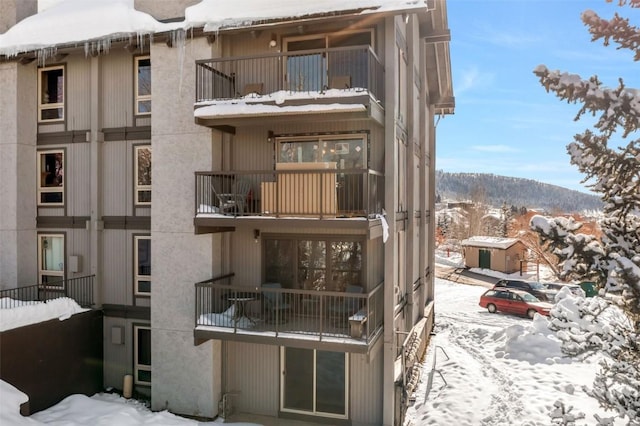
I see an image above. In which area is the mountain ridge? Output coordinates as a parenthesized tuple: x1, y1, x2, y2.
(435, 171, 603, 213)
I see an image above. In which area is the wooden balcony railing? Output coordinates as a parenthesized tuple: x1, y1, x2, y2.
(0, 275, 95, 309)
(195, 275, 384, 344)
(195, 45, 385, 104)
(195, 169, 384, 218)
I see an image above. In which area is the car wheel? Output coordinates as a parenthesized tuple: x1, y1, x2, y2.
(527, 309, 536, 319)
(487, 304, 497, 313)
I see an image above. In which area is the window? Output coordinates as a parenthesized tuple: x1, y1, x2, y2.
(264, 237, 362, 292)
(135, 56, 151, 115)
(37, 149, 64, 205)
(135, 146, 151, 205)
(134, 325, 151, 385)
(134, 236, 151, 295)
(38, 234, 64, 286)
(38, 65, 64, 122)
(281, 347, 348, 418)
(277, 135, 366, 169)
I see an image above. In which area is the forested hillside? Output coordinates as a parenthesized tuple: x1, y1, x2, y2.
(435, 171, 603, 213)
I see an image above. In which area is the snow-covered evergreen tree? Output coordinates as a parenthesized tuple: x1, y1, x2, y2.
(532, 0, 639, 422)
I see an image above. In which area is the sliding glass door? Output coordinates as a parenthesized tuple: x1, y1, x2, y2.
(281, 347, 348, 418)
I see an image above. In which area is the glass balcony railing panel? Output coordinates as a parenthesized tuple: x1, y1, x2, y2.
(195, 46, 384, 104)
(195, 170, 384, 218)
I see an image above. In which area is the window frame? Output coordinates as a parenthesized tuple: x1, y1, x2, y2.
(37, 148, 65, 206)
(38, 233, 65, 288)
(280, 347, 349, 418)
(133, 324, 151, 386)
(134, 235, 151, 296)
(263, 235, 364, 292)
(275, 133, 368, 169)
(135, 55, 151, 116)
(38, 65, 65, 123)
(134, 145, 152, 205)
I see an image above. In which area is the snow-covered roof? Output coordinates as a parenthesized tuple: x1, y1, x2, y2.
(460, 236, 522, 250)
(184, 0, 429, 32)
(0, 0, 428, 58)
(0, 0, 177, 57)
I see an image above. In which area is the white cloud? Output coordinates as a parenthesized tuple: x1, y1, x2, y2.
(471, 145, 518, 153)
(454, 66, 494, 95)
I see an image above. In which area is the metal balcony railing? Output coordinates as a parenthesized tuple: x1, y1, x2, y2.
(195, 274, 384, 343)
(195, 45, 385, 104)
(0, 275, 95, 309)
(195, 169, 384, 218)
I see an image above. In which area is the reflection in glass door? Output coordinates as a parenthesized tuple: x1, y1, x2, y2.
(281, 347, 348, 418)
(285, 38, 326, 92)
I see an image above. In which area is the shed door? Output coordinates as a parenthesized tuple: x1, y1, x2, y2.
(479, 249, 491, 269)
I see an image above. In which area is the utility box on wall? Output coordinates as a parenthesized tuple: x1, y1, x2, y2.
(68, 255, 82, 273)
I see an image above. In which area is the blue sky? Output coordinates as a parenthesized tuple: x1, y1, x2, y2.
(438, 0, 639, 193)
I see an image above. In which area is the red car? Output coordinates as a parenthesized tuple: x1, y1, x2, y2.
(479, 288, 553, 319)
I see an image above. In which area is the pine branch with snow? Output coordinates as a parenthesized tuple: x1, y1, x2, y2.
(532, 1, 640, 422)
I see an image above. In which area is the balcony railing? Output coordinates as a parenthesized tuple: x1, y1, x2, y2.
(195, 274, 384, 344)
(0, 275, 95, 309)
(195, 45, 385, 104)
(195, 169, 384, 218)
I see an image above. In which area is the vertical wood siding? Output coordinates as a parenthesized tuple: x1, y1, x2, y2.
(102, 229, 130, 305)
(102, 140, 129, 216)
(102, 52, 134, 129)
(226, 341, 279, 416)
(67, 142, 91, 216)
(66, 57, 91, 131)
(350, 346, 383, 425)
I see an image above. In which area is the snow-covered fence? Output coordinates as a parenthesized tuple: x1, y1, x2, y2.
(0, 275, 94, 308)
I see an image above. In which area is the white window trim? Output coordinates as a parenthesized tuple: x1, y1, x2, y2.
(134, 145, 151, 206)
(135, 56, 151, 116)
(37, 149, 65, 206)
(134, 324, 151, 386)
(38, 65, 65, 123)
(134, 235, 151, 296)
(38, 233, 65, 287)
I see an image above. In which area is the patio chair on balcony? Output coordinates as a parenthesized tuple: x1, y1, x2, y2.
(214, 178, 251, 215)
(262, 282, 290, 324)
(327, 284, 363, 326)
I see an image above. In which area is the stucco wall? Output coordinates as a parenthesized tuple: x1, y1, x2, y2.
(0, 61, 37, 289)
(150, 35, 221, 418)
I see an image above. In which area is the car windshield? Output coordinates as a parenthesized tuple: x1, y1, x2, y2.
(521, 293, 540, 302)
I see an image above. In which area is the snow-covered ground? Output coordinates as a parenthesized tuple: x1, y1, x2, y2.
(0, 251, 627, 425)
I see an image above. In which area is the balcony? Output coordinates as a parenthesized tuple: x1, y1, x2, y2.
(0, 275, 95, 309)
(194, 45, 385, 129)
(194, 274, 384, 354)
(194, 168, 385, 232)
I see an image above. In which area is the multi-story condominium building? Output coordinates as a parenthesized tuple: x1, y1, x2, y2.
(0, 1, 453, 425)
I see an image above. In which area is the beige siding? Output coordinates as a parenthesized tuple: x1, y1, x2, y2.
(102, 52, 135, 129)
(225, 341, 279, 416)
(102, 139, 148, 217)
(350, 346, 384, 426)
(230, 228, 263, 287)
(102, 229, 130, 305)
(67, 142, 91, 216)
(66, 56, 91, 131)
(367, 238, 384, 289)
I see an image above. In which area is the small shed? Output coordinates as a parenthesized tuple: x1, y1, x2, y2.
(460, 236, 527, 274)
